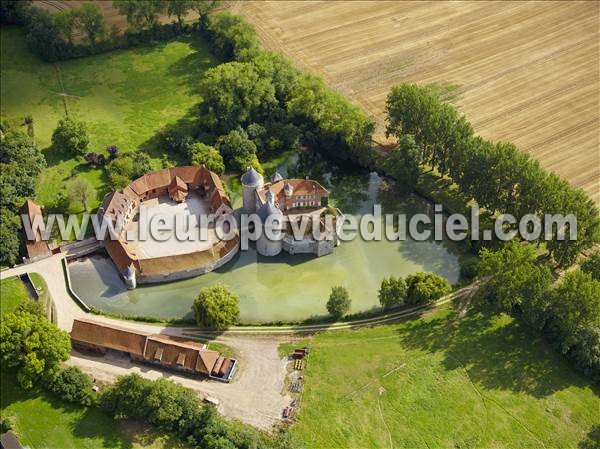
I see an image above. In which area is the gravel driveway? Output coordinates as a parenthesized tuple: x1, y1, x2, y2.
(66, 334, 292, 430)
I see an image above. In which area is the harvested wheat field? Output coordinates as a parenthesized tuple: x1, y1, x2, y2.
(237, 1, 600, 205)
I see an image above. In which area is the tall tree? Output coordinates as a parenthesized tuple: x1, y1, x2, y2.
(478, 241, 553, 313)
(188, 142, 224, 174)
(75, 3, 106, 46)
(51, 118, 90, 156)
(217, 129, 256, 170)
(581, 251, 600, 281)
(166, 0, 192, 28)
(199, 61, 277, 132)
(190, 0, 222, 17)
(68, 176, 95, 212)
(25, 7, 67, 62)
(326, 286, 351, 319)
(192, 284, 240, 328)
(549, 271, 600, 378)
(378, 276, 406, 309)
(0, 311, 71, 389)
(383, 134, 422, 192)
(113, 0, 166, 30)
(0, 210, 21, 266)
(200, 11, 259, 61)
(215, 128, 258, 171)
(53, 9, 77, 45)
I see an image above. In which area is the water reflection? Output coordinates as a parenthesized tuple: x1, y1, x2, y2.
(69, 150, 466, 323)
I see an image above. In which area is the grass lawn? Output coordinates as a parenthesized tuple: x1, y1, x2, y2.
(292, 304, 600, 448)
(0, 277, 30, 315)
(0, 26, 218, 211)
(0, 372, 189, 449)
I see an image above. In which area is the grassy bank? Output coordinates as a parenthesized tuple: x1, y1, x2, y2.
(0, 277, 29, 315)
(291, 304, 600, 448)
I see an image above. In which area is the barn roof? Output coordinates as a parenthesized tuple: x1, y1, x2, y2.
(70, 318, 150, 357)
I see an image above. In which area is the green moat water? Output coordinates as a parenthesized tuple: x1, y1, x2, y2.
(69, 153, 467, 323)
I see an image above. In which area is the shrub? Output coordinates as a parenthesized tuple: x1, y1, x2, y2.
(106, 151, 152, 188)
(200, 11, 260, 61)
(163, 130, 193, 155)
(326, 286, 351, 319)
(85, 152, 104, 167)
(51, 118, 89, 156)
(216, 128, 258, 171)
(49, 367, 95, 406)
(378, 276, 406, 309)
(192, 284, 240, 329)
(0, 415, 15, 433)
(16, 299, 45, 316)
(188, 142, 224, 174)
(382, 134, 422, 192)
(548, 271, 600, 380)
(405, 272, 452, 305)
(107, 145, 119, 159)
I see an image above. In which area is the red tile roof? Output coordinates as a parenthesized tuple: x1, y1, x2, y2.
(70, 319, 234, 377)
(98, 166, 234, 277)
(71, 318, 150, 357)
(19, 199, 51, 259)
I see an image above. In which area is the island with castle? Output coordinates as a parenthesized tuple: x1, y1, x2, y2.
(97, 166, 341, 289)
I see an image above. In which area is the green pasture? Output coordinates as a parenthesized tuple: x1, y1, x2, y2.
(1, 26, 217, 211)
(292, 305, 600, 448)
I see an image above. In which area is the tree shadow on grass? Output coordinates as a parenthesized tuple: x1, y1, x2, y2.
(1, 371, 133, 449)
(395, 302, 594, 398)
(42, 144, 81, 167)
(166, 35, 218, 94)
(71, 405, 134, 449)
(579, 424, 600, 449)
(137, 105, 201, 162)
(117, 420, 186, 449)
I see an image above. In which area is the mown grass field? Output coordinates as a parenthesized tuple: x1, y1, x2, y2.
(238, 1, 600, 205)
(0, 26, 217, 210)
(0, 372, 189, 449)
(291, 305, 600, 448)
(0, 276, 30, 315)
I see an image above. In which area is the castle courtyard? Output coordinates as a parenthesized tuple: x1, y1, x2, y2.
(124, 192, 218, 260)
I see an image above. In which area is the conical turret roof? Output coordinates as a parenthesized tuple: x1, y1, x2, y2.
(241, 167, 263, 186)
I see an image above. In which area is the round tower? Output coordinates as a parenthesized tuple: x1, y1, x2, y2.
(256, 190, 283, 257)
(241, 167, 264, 214)
(123, 263, 137, 289)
